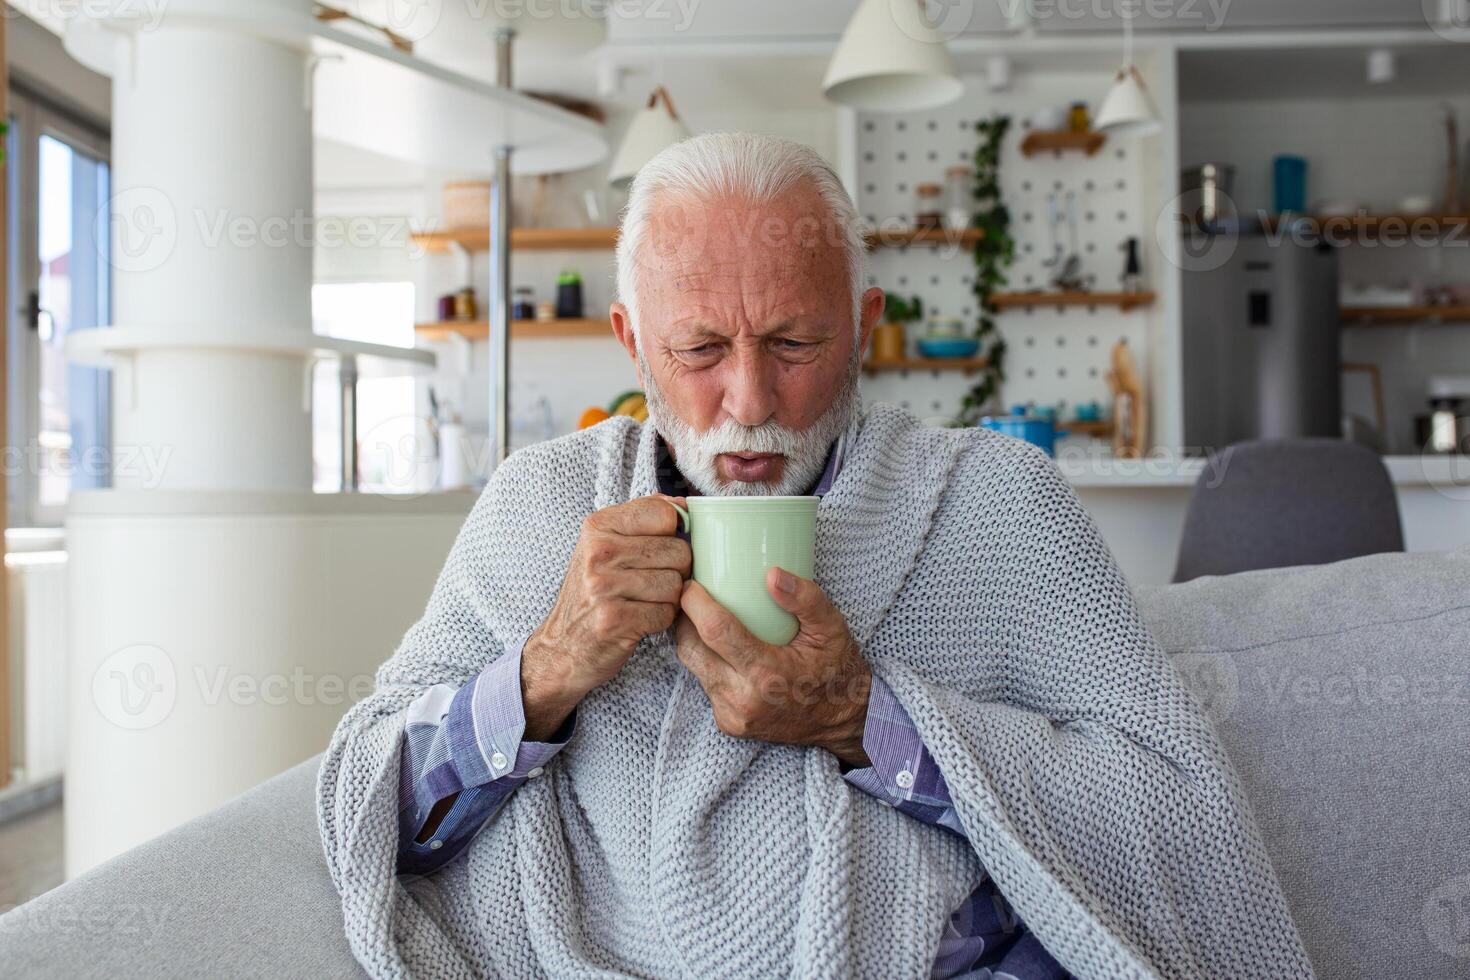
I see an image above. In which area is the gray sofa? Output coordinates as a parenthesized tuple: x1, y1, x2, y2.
(3, 549, 1468, 979)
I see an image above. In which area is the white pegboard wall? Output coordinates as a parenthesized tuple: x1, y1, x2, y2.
(855, 72, 1154, 426)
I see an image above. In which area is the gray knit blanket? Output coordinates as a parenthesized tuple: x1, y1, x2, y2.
(317, 404, 1314, 979)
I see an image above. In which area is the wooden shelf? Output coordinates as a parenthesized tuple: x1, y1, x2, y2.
(415, 318, 614, 341)
(1065, 420, 1115, 437)
(865, 227, 983, 249)
(414, 225, 983, 254)
(412, 226, 619, 254)
(1340, 305, 1470, 325)
(1019, 130, 1107, 158)
(991, 290, 1156, 312)
(863, 356, 988, 375)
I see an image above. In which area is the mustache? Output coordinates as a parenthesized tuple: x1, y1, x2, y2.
(685, 419, 805, 457)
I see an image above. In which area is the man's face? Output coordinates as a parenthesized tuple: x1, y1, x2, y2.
(611, 182, 884, 494)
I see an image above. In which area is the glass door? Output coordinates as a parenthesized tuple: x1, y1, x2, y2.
(8, 89, 111, 526)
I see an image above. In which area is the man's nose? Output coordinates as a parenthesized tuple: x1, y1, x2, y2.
(722, 350, 779, 428)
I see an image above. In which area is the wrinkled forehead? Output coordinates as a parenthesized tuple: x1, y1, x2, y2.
(634, 187, 852, 302)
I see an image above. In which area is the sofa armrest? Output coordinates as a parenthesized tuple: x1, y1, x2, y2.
(0, 756, 363, 979)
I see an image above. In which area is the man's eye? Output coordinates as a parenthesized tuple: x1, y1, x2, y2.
(776, 339, 811, 350)
(681, 344, 719, 357)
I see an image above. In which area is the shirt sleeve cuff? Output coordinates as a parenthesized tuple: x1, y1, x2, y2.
(444, 637, 576, 788)
(842, 674, 951, 807)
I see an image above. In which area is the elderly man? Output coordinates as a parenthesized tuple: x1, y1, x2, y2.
(319, 133, 1312, 979)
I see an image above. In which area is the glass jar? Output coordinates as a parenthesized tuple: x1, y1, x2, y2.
(1068, 102, 1091, 133)
(914, 183, 943, 230)
(513, 287, 536, 321)
(944, 166, 971, 231)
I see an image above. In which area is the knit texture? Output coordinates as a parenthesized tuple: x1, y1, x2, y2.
(317, 404, 1315, 979)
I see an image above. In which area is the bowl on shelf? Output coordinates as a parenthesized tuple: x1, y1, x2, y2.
(915, 335, 980, 359)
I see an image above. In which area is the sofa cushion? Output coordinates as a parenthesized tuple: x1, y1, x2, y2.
(0, 758, 361, 979)
(1137, 548, 1470, 980)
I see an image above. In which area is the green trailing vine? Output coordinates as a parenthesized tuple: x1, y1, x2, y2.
(959, 114, 1014, 424)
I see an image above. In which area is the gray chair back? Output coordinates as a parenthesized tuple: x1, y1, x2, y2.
(1173, 438, 1403, 582)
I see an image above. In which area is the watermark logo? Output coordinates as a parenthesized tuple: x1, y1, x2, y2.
(892, 0, 977, 42)
(1425, 0, 1470, 42)
(1424, 873, 1470, 959)
(1171, 650, 1241, 720)
(5, 1, 170, 31)
(1153, 188, 1239, 273)
(92, 644, 177, 731)
(331, 0, 445, 41)
(99, 186, 177, 274)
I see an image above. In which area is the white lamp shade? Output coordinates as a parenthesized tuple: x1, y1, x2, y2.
(1095, 66, 1161, 137)
(823, 0, 963, 112)
(609, 93, 692, 187)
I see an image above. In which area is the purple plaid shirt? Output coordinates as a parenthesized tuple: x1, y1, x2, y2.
(397, 435, 1070, 979)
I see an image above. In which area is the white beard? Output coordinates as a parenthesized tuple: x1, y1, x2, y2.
(640, 349, 860, 497)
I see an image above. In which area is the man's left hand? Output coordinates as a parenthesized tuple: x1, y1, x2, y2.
(676, 568, 872, 769)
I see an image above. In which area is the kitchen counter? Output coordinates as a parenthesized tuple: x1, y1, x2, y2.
(1053, 449, 1470, 585)
(1055, 450, 1470, 490)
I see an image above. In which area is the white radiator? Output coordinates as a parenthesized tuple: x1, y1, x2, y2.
(7, 552, 69, 782)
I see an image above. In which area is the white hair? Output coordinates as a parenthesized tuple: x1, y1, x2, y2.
(614, 131, 867, 342)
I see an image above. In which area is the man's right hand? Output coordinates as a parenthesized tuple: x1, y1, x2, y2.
(520, 495, 691, 741)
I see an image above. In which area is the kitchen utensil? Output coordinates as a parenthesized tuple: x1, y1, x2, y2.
(917, 335, 980, 359)
(1106, 339, 1148, 458)
(664, 496, 819, 646)
(979, 414, 1068, 457)
(1051, 192, 1092, 291)
(915, 183, 943, 230)
(1341, 362, 1387, 435)
(1122, 237, 1142, 293)
(944, 166, 971, 230)
(1044, 193, 1063, 268)
(1428, 398, 1461, 453)
(1427, 375, 1470, 453)
(1180, 163, 1235, 229)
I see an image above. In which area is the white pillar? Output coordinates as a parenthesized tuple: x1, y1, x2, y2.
(63, 0, 324, 875)
(106, 7, 313, 491)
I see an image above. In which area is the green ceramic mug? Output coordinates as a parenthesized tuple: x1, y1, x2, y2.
(666, 495, 819, 646)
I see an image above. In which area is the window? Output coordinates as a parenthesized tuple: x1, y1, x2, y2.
(7, 89, 111, 527)
(310, 281, 419, 493)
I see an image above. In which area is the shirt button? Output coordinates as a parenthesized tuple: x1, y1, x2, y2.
(428, 840, 443, 850)
(490, 752, 509, 771)
(526, 767, 544, 778)
(895, 769, 915, 790)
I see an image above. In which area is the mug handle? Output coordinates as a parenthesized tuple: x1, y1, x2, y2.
(660, 496, 690, 533)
